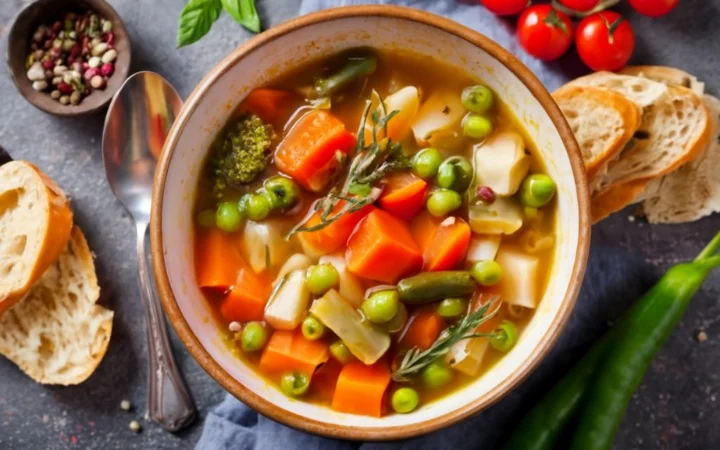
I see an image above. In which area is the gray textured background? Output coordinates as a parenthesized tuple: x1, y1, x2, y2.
(1, 0, 719, 449)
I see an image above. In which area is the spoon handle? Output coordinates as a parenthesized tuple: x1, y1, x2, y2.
(136, 222, 197, 432)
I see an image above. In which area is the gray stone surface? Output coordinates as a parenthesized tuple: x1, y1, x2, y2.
(0, 0, 719, 449)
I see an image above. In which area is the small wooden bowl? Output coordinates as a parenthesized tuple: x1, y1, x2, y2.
(6, 0, 131, 116)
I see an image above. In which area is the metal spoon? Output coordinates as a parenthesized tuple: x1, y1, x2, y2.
(102, 71, 196, 432)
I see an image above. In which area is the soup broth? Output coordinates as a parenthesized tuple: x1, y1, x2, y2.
(193, 48, 556, 417)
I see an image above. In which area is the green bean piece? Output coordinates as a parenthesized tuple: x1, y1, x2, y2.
(519, 174, 557, 208)
(471, 260, 503, 286)
(412, 148, 443, 180)
(280, 371, 310, 397)
(426, 189, 462, 217)
(329, 340, 351, 365)
(216, 201, 244, 232)
(305, 263, 340, 295)
(313, 55, 378, 98)
(241, 322, 269, 352)
(462, 113, 493, 140)
(196, 209, 217, 228)
(436, 156, 473, 192)
(461, 85, 494, 114)
(264, 176, 300, 210)
(361, 290, 400, 324)
(437, 298, 468, 318)
(490, 320, 518, 352)
(421, 360, 453, 389)
(397, 271, 477, 304)
(244, 192, 272, 221)
(391, 387, 420, 414)
(301, 315, 326, 341)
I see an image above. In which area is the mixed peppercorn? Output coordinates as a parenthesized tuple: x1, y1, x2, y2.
(25, 11, 118, 106)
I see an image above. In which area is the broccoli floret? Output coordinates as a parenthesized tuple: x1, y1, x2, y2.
(211, 114, 274, 197)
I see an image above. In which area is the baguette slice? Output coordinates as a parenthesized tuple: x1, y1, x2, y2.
(553, 86, 641, 186)
(643, 95, 720, 223)
(619, 66, 705, 95)
(591, 178, 650, 224)
(0, 227, 114, 385)
(561, 71, 669, 109)
(0, 161, 73, 317)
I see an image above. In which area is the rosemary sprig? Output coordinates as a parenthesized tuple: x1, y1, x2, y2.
(392, 297, 501, 382)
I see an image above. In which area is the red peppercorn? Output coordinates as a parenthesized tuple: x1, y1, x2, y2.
(100, 63, 114, 77)
(43, 40, 52, 50)
(476, 186, 496, 204)
(81, 62, 89, 71)
(69, 44, 80, 59)
(58, 82, 73, 94)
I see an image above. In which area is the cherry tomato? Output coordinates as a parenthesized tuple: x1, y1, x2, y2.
(517, 5, 573, 61)
(629, 0, 679, 17)
(480, 0, 529, 16)
(576, 12, 635, 72)
(559, 0, 600, 12)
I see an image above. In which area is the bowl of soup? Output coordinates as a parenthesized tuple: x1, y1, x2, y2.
(151, 5, 590, 440)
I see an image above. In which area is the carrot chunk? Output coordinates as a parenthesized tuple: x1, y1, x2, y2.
(410, 210, 442, 254)
(423, 217, 471, 271)
(195, 228, 242, 293)
(297, 204, 374, 257)
(310, 359, 343, 402)
(332, 361, 391, 417)
(219, 269, 270, 322)
(242, 88, 295, 123)
(400, 310, 446, 350)
(275, 110, 356, 191)
(378, 172, 428, 220)
(346, 209, 423, 284)
(259, 330, 329, 378)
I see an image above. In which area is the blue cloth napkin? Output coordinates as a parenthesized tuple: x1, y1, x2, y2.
(196, 2, 657, 449)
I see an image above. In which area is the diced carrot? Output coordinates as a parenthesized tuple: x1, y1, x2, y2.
(259, 330, 329, 377)
(377, 172, 428, 220)
(195, 229, 242, 293)
(297, 204, 374, 257)
(346, 209, 423, 284)
(242, 88, 295, 123)
(275, 110, 356, 192)
(310, 359, 343, 402)
(410, 210, 442, 254)
(423, 218, 471, 271)
(400, 310, 446, 350)
(219, 268, 270, 322)
(332, 361, 391, 417)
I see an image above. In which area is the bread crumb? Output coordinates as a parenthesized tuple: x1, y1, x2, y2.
(696, 330, 708, 343)
(120, 400, 131, 411)
(129, 420, 142, 433)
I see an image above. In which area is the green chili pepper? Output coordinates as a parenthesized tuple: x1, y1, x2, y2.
(312, 55, 377, 98)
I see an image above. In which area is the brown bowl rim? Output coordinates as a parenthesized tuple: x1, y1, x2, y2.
(150, 5, 591, 441)
(6, 0, 132, 117)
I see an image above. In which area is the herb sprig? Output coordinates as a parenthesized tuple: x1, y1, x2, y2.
(392, 297, 501, 382)
(177, 0, 260, 48)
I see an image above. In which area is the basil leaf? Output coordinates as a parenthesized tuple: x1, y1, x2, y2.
(177, 0, 223, 48)
(221, 0, 261, 33)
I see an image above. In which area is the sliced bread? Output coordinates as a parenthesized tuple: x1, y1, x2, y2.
(553, 86, 641, 187)
(0, 161, 73, 318)
(619, 66, 705, 95)
(591, 178, 650, 223)
(643, 95, 720, 223)
(561, 71, 669, 109)
(0, 227, 114, 385)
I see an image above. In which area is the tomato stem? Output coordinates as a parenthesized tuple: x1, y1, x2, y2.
(551, 0, 621, 19)
(544, 8, 569, 34)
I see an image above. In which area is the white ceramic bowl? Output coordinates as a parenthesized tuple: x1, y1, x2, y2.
(151, 5, 590, 440)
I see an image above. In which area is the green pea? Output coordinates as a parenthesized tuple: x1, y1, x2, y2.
(301, 315, 325, 341)
(491, 320, 519, 352)
(196, 209, 216, 228)
(280, 371, 310, 397)
(426, 189, 462, 217)
(421, 360, 453, 389)
(241, 322, 268, 352)
(436, 156, 473, 192)
(462, 113, 493, 140)
(383, 303, 408, 334)
(437, 298, 467, 318)
(519, 174, 557, 208)
(361, 290, 400, 324)
(471, 260, 503, 286)
(412, 148, 442, 180)
(264, 176, 300, 210)
(329, 340, 351, 364)
(461, 85, 494, 114)
(242, 192, 272, 221)
(216, 201, 244, 232)
(305, 263, 340, 296)
(391, 387, 420, 414)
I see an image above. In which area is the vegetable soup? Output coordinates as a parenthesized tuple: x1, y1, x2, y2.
(193, 49, 556, 417)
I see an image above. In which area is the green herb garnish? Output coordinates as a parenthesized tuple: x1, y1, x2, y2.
(392, 298, 501, 382)
(177, 0, 260, 48)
